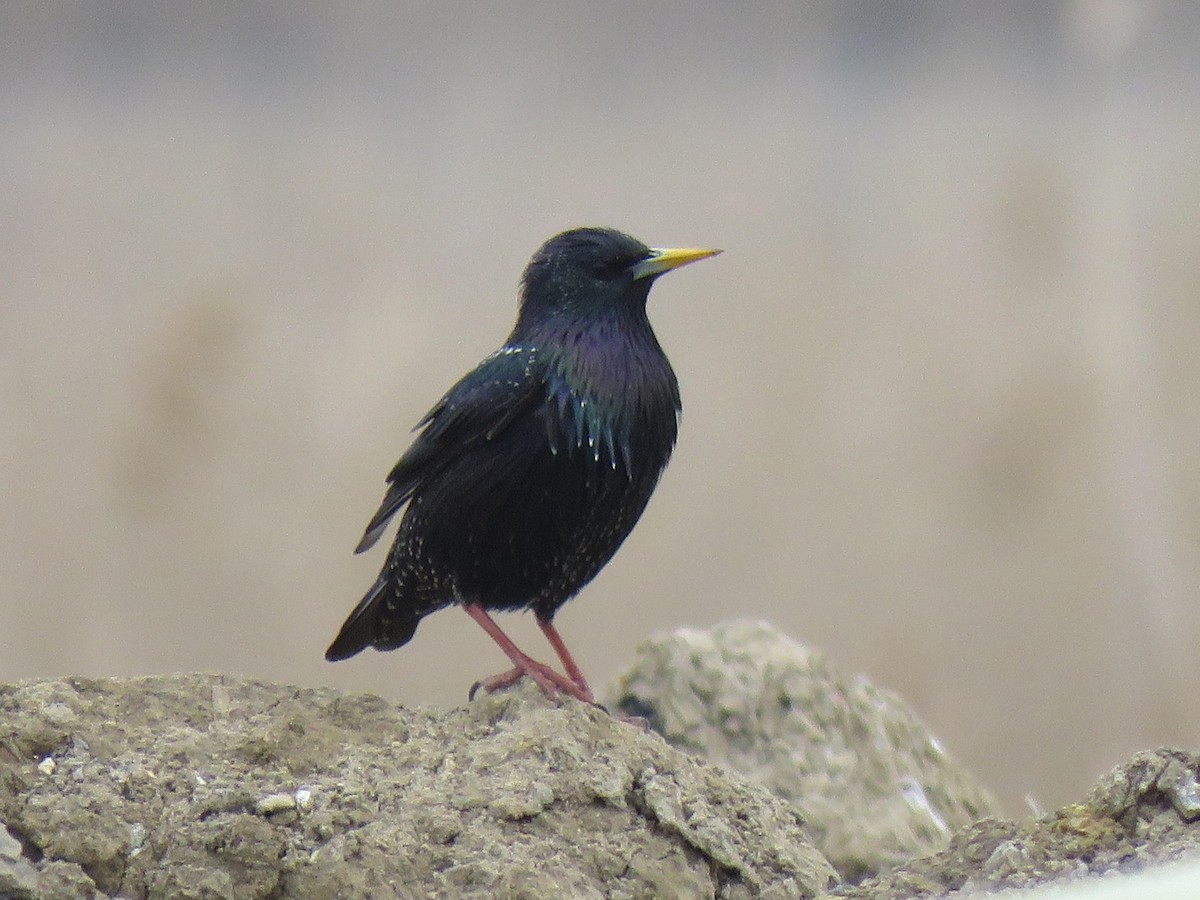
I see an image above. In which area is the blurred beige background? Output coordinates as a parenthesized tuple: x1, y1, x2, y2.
(3, 2, 1198, 812)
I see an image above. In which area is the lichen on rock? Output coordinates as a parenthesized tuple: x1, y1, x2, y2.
(608, 619, 1001, 882)
(0, 673, 836, 899)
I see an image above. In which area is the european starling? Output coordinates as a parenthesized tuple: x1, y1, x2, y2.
(326, 227, 720, 705)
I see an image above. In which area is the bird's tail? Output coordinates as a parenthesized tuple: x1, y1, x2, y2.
(325, 571, 421, 661)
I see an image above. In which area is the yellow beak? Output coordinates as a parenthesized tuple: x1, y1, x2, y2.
(631, 246, 722, 280)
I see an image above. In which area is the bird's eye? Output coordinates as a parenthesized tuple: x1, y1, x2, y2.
(597, 257, 635, 279)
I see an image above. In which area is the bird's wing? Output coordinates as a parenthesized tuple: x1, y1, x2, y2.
(354, 346, 543, 553)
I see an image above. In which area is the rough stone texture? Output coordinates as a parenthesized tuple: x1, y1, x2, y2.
(3, 640, 1200, 899)
(833, 748, 1200, 898)
(0, 673, 837, 899)
(0, 821, 40, 898)
(607, 620, 1002, 881)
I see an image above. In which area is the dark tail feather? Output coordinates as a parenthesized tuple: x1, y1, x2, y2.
(325, 572, 421, 661)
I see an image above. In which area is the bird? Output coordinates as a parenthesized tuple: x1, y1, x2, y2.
(325, 227, 720, 706)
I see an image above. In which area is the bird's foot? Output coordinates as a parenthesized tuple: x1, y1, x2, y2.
(468, 659, 596, 705)
(467, 671, 645, 728)
(469, 666, 536, 700)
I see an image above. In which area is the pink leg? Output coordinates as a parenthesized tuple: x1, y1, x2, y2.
(463, 604, 595, 704)
(537, 617, 595, 702)
(539, 617, 654, 727)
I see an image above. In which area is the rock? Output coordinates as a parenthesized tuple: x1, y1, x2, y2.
(835, 748, 1200, 897)
(0, 673, 837, 899)
(0, 822, 40, 899)
(607, 620, 1001, 881)
(5, 639, 1199, 898)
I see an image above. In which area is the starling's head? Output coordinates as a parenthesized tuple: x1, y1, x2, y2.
(515, 227, 720, 329)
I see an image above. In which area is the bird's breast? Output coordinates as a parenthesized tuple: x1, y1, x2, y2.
(542, 349, 679, 479)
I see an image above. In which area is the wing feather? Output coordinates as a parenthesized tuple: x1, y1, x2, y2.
(355, 346, 542, 553)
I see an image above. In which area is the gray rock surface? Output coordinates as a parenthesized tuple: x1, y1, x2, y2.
(607, 620, 1001, 881)
(3, 631, 1199, 899)
(0, 673, 837, 899)
(836, 747, 1200, 897)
